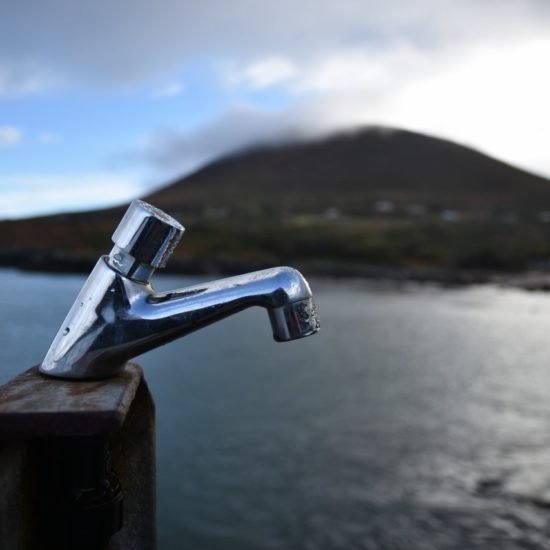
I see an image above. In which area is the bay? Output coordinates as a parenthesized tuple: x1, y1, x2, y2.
(2, 268, 550, 549)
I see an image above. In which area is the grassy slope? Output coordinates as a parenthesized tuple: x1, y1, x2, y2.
(2, 127, 550, 273)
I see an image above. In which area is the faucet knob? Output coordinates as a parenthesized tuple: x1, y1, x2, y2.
(109, 200, 184, 280)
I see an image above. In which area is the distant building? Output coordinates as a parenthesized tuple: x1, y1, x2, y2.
(324, 207, 341, 220)
(440, 209, 460, 222)
(374, 200, 395, 214)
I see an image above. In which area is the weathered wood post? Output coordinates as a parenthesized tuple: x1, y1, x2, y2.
(0, 363, 156, 550)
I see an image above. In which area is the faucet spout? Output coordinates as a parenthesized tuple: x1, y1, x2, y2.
(39, 201, 320, 380)
(144, 266, 319, 342)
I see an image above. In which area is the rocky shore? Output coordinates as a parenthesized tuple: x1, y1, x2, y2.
(3, 250, 550, 292)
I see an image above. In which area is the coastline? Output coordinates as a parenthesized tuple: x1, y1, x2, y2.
(2, 250, 550, 291)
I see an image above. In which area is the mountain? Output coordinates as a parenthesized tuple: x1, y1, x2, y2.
(2, 126, 550, 275)
(145, 127, 550, 214)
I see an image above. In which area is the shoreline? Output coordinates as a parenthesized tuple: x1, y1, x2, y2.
(2, 251, 550, 291)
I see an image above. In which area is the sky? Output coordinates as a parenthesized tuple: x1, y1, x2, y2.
(1, 0, 549, 218)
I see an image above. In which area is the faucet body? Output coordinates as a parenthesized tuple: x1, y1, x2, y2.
(40, 201, 319, 380)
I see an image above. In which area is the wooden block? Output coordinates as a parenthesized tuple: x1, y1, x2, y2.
(0, 364, 142, 437)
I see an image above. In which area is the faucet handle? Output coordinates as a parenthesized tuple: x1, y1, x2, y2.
(110, 200, 185, 279)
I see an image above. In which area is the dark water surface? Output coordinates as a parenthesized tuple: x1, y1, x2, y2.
(3, 268, 550, 549)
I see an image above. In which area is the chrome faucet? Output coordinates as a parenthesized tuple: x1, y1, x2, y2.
(40, 200, 320, 380)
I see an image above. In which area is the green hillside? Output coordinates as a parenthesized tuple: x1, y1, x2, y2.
(2, 126, 550, 275)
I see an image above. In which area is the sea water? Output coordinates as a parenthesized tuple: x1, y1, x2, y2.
(2, 268, 550, 549)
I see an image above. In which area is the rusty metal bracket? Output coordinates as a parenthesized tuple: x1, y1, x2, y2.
(0, 363, 156, 550)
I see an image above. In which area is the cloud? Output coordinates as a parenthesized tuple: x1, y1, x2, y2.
(3, 0, 550, 181)
(371, 36, 550, 175)
(0, 0, 549, 92)
(0, 173, 143, 219)
(130, 25, 550, 180)
(152, 82, 184, 99)
(0, 59, 59, 96)
(128, 104, 334, 181)
(37, 132, 60, 145)
(227, 57, 298, 90)
(0, 126, 23, 148)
